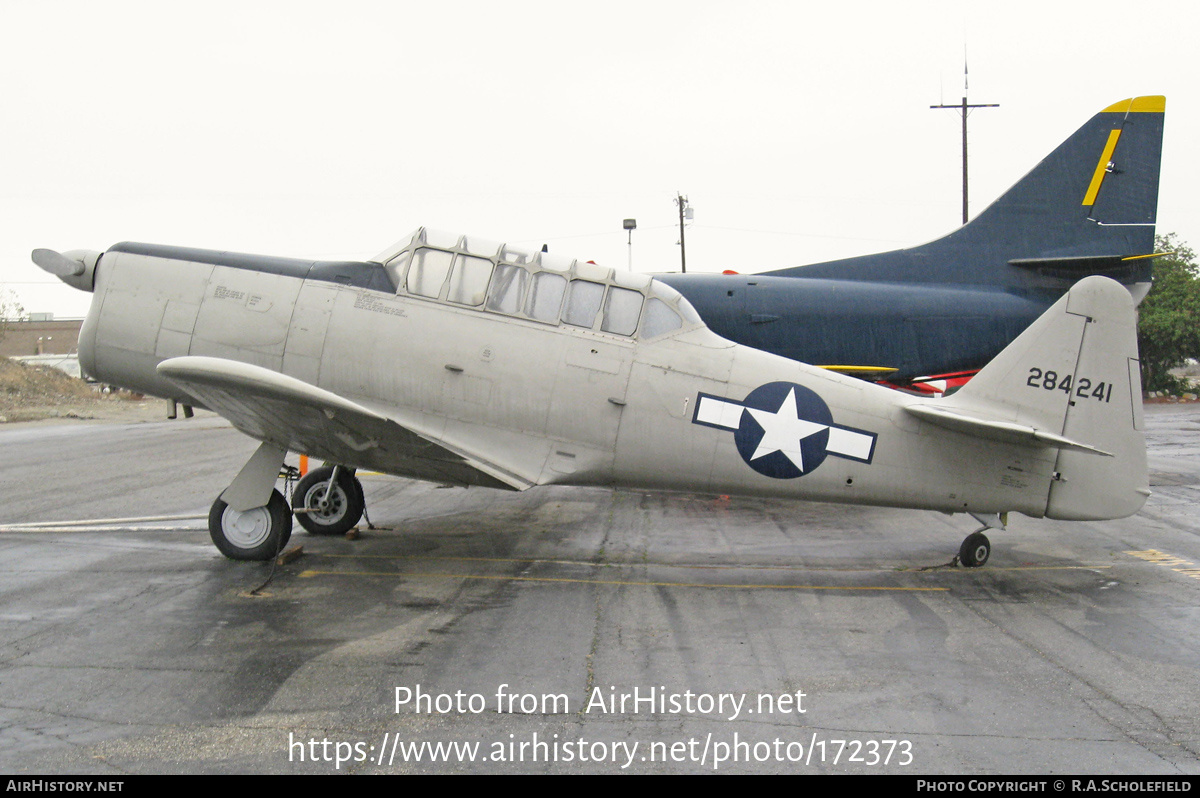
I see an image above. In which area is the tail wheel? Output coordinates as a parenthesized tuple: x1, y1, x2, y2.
(959, 531, 991, 568)
(209, 489, 293, 561)
(292, 466, 365, 535)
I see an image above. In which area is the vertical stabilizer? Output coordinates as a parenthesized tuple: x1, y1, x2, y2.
(933, 276, 1148, 520)
(767, 96, 1165, 288)
(1043, 282, 1149, 520)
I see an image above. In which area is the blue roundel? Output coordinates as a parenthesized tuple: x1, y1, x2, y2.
(733, 382, 833, 479)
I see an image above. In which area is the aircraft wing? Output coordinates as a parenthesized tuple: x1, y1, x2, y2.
(157, 356, 532, 491)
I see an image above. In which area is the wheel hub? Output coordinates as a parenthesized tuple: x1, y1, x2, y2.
(221, 505, 272, 548)
(305, 485, 347, 523)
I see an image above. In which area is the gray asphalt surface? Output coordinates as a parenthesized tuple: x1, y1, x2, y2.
(1, 405, 1198, 774)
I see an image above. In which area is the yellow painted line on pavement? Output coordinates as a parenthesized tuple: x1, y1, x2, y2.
(1126, 549, 1200, 580)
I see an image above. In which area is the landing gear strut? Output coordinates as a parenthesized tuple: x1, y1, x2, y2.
(292, 465, 365, 535)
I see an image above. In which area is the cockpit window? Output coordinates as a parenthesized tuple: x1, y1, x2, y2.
(384, 251, 410, 291)
(640, 298, 683, 338)
(407, 248, 455, 298)
(379, 228, 699, 341)
(500, 245, 535, 264)
(526, 272, 566, 322)
(447, 254, 493, 306)
(485, 262, 529, 314)
(562, 280, 605, 328)
(601, 286, 643, 336)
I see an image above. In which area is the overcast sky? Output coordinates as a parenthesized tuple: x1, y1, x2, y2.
(3, 0, 1197, 317)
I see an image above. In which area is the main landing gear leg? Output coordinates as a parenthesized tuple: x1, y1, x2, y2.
(291, 465, 365, 535)
(208, 442, 293, 561)
(958, 512, 1006, 568)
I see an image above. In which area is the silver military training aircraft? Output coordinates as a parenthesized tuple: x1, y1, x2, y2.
(31, 225, 1148, 568)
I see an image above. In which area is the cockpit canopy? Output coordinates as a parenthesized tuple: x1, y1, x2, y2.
(373, 228, 703, 339)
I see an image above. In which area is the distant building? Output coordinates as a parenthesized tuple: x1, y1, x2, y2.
(0, 317, 85, 358)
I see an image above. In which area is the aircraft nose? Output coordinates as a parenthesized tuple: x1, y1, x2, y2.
(31, 248, 101, 292)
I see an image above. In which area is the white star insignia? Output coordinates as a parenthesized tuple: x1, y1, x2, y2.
(745, 387, 829, 471)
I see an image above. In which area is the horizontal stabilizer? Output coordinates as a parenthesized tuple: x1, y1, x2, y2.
(903, 404, 1111, 455)
(1008, 254, 1148, 273)
(819, 365, 898, 377)
(1009, 253, 1165, 293)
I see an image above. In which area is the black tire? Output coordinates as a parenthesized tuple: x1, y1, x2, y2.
(209, 488, 293, 561)
(292, 466, 365, 535)
(959, 531, 991, 568)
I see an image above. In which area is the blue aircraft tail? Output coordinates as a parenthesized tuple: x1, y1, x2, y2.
(768, 96, 1165, 291)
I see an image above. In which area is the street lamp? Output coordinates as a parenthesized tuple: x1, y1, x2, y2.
(623, 218, 637, 270)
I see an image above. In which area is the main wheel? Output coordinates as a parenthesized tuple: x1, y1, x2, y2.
(292, 466, 365, 535)
(959, 531, 991, 568)
(209, 488, 293, 561)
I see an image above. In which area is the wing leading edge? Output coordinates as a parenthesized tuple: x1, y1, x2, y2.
(157, 356, 532, 492)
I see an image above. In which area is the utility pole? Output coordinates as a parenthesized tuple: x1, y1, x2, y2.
(930, 65, 997, 225)
(675, 193, 691, 273)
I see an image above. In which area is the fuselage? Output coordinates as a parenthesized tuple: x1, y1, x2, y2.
(76, 230, 1065, 520)
(656, 272, 1053, 379)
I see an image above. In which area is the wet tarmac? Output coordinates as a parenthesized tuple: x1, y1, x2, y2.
(1, 405, 1198, 774)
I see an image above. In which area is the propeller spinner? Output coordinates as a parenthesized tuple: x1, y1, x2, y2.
(31, 248, 101, 292)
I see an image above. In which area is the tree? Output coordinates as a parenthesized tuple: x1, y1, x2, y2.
(0, 287, 26, 344)
(1137, 233, 1200, 392)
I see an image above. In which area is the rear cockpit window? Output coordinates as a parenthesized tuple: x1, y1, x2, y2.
(447, 254, 493, 306)
(485, 262, 529, 314)
(601, 286, 643, 336)
(640, 298, 683, 338)
(562, 280, 605, 328)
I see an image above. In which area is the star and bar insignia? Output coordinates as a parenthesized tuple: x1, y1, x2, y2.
(692, 381, 877, 480)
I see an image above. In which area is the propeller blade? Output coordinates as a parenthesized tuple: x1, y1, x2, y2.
(32, 248, 86, 277)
